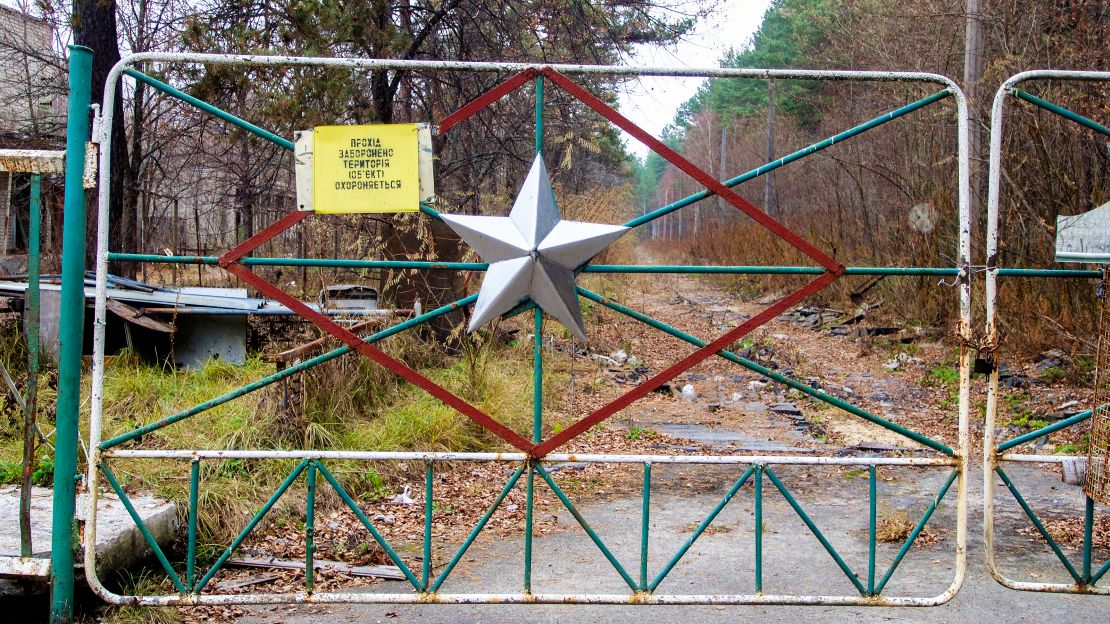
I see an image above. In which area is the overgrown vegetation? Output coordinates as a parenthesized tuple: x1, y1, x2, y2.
(632, 0, 1110, 355)
(92, 328, 566, 548)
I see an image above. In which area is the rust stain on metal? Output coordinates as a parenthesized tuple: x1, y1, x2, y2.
(629, 591, 653, 604)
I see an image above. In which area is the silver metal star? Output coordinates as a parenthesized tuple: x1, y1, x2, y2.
(440, 155, 628, 341)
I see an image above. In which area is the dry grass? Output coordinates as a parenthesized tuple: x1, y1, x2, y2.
(1019, 514, 1110, 550)
(875, 509, 939, 546)
(86, 328, 562, 551)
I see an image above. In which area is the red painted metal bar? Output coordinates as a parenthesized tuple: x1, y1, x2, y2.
(437, 68, 540, 134)
(223, 263, 535, 452)
(218, 210, 312, 267)
(533, 272, 841, 456)
(540, 68, 842, 272)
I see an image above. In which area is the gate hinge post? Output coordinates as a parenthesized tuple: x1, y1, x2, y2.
(84, 104, 104, 190)
(88, 104, 104, 144)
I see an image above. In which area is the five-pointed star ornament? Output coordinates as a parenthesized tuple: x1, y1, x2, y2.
(440, 155, 628, 341)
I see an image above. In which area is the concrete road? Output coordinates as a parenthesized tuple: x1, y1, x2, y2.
(239, 462, 1107, 624)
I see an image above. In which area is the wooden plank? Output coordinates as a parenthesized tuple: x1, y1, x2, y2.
(106, 299, 176, 333)
(227, 557, 407, 580)
(213, 572, 283, 591)
(262, 319, 383, 364)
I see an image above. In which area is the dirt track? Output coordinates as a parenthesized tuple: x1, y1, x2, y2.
(225, 273, 1107, 623)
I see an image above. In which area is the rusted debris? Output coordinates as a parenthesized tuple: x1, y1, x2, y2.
(106, 299, 175, 333)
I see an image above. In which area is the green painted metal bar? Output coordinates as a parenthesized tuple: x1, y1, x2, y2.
(995, 467, 1083, 584)
(527, 312, 539, 597)
(422, 460, 433, 591)
(1012, 88, 1110, 137)
(101, 463, 187, 593)
(105, 253, 489, 270)
(535, 74, 544, 155)
(535, 463, 639, 591)
(624, 90, 952, 229)
(874, 470, 957, 594)
(533, 311, 543, 441)
(51, 44, 92, 624)
(19, 174, 42, 558)
(123, 69, 295, 150)
(187, 459, 199, 590)
(419, 203, 441, 220)
(754, 465, 763, 593)
(765, 467, 866, 595)
(589, 265, 960, 276)
(649, 465, 756, 592)
(305, 460, 317, 594)
(868, 465, 877, 595)
(524, 462, 535, 594)
(1083, 495, 1093, 583)
(315, 461, 422, 590)
(577, 286, 955, 456)
(1093, 554, 1110, 585)
(997, 409, 1092, 452)
(195, 459, 310, 592)
(430, 465, 525, 592)
(100, 293, 479, 449)
(997, 268, 1102, 278)
(106, 253, 965, 277)
(640, 462, 651, 591)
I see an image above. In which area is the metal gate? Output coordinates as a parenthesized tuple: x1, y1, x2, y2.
(983, 70, 1110, 594)
(79, 53, 972, 607)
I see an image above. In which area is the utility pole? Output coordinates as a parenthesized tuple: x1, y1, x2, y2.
(765, 79, 776, 217)
(964, 0, 984, 253)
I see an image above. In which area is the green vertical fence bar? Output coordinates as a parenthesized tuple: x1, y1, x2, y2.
(51, 44, 92, 624)
(423, 460, 433, 591)
(755, 465, 763, 593)
(535, 74, 544, 154)
(640, 462, 651, 590)
(1082, 495, 1093, 583)
(525, 309, 542, 593)
(19, 174, 42, 558)
(868, 465, 877, 595)
(187, 459, 199, 590)
(524, 460, 534, 593)
(305, 461, 317, 593)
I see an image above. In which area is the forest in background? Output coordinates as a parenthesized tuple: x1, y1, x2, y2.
(631, 0, 1109, 356)
(1, 0, 1108, 352)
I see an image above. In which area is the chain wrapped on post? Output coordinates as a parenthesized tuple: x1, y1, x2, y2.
(1086, 266, 1110, 503)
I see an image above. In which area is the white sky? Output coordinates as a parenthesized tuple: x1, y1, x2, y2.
(618, 0, 772, 158)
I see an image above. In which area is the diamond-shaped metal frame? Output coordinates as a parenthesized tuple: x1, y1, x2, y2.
(210, 67, 845, 458)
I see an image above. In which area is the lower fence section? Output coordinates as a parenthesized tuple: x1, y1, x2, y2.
(85, 451, 966, 607)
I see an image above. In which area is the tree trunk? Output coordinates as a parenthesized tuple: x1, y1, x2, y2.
(73, 0, 135, 275)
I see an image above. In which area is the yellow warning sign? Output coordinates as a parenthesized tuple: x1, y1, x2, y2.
(312, 123, 421, 214)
